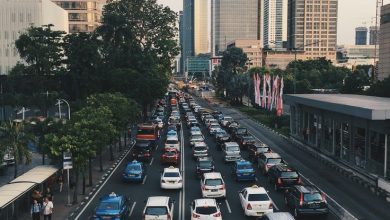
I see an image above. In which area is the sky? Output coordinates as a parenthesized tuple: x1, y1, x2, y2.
(157, 0, 390, 45)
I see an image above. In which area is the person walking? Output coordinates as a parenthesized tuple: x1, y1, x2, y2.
(30, 199, 41, 220)
(42, 197, 53, 220)
(58, 174, 64, 192)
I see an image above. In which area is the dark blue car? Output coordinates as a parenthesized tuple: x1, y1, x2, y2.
(122, 160, 145, 182)
(94, 193, 129, 220)
(232, 160, 256, 181)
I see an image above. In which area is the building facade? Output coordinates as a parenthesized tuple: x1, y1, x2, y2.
(355, 26, 368, 45)
(378, 3, 390, 81)
(263, 0, 288, 49)
(213, 0, 261, 54)
(194, 0, 209, 55)
(0, 0, 68, 75)
(183, 0, 194, 74)
(51, 0, 105, 33)
(227, 40, 262, 69)
(186, 56, 210, 78)
(287, 0, 338, 62)
(369, 26, 378, 45)
(264, 50, 306, 69)
(336, 45, 377, 69)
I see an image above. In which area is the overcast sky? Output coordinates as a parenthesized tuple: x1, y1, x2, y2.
(157, 0, 390, 45)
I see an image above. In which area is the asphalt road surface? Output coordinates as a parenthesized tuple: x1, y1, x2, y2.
(74, 95, 390, 220)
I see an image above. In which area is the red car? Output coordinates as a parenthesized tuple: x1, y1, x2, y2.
(161, 148, 180, 165)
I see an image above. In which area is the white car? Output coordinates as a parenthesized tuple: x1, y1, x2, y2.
(221, 116, 233, 127)
(191, 199, 222, 220)
(143, 196, 175, 220)
(161, 166, 183, 189)
(165, 136, 180, 151)
(155, 118, 164, 129)
(167, 130, 178, 139)
(201, 172, 226, 198)
(238, 185, 273, 217)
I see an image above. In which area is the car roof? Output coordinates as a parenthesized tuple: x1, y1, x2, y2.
(263, 152, 281, 158)
(164, 166, 180, 173)
(264, 212, 295, 220)
(245, 185, 267, 194)
(295, 185, 320, 193)
(203, 172, 222, 179)
(100, 194, 123, 203)
(274, 164, 296, 172)
(194, 142, 207, 147)
(194, 198, 217, 207)
(198, 156, 213, 162)
(146, 196, 170, 206)
(236, 160, 252, 166)
(166, 136, 179, 141)
(127, 160, 142, 166)
(224, 142, 239, 147)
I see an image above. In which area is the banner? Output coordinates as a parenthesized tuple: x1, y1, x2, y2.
(277, 77, 284, 116)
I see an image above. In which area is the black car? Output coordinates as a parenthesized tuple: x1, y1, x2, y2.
(195, 157, 215, 178)
(131, 140, 153, 161)
(284, 185, 328, 218)
(237, 135, 256, 149)
(231, 126, 248, 141)
(268, 164, 301, 191)
(215, 131, 231, 150)
(248, 142, 271, 163)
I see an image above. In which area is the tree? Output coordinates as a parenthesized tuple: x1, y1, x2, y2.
(366, 76, 390, 98)
(341, 69, 369, 94)
(0, 121, 32, 178)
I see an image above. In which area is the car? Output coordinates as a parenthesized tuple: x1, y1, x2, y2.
(190, 199, 222, 220)
(206, 119, 218, 127)
(190, 126, 202, 133)
(214, 129, 229, 140)
(268, 164, 301, 191)
(248, 142, 271, 163)
(190, 130, 203, 136)
(193, 142, 209, 159)
(143, 196, 175, 220)
(168, 117, 181, 129)
(257, 152, 284, 174)
(257, 212, 295, 220)
(232, 126, 249, 141)
(190, 134, 205, 148)
(165, 136, 180, 151)
(222, 142, 241, 163)
(131, 140, 153, 161)
(167, 130, 178, 139)
(237, 135, 256, 149)
(239, 185, 273, 217)
(161, 148, 180, 165)
(200, 172, 226, 198)
(93, 192, 129, 220)
(220, 116, 233, 127)
(154, 118, 164, 129)
(122, 160, 145, 182)
(196, 156, 215, 178)
(160, 166, 183, 189)
(203, 115, 214, 124)
(232, 160, 256, 182)
(208, 124, 221, 135)
(226, 121, 240, 134)
(167, 125, 178, 132)
(284, 185, 328, 218)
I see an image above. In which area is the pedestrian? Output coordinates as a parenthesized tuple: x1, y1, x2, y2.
(30, 199, 41, 220)
(42, 197, 53, 220)
(32, 189, 42, 204)
(58, 175, 63, 192)
(44, 187, 52, 201)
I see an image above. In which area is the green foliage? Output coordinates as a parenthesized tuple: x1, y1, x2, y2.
(341, 69, 370, 94)
(366, 76, 390, 98)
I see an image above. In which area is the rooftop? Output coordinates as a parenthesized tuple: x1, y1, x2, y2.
(284, 94, 390, 120)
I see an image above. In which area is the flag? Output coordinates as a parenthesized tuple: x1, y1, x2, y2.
(271, 76, 279, 110)
(253, 74, 258, 105)
(257, 74, 261, 105)
(262, 74, 266, 108)
(277, 77, 284, 116)
(267, 74, 272, 110)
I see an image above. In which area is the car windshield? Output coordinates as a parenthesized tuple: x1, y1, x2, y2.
(216, 130, 225, 135)
(198, 161, 212, 168)
(195, 147, 207, 151)
(304, 193, 323, 202)
(257, 147, 269, 153)
(166, 140, 178, 145)
(164, 172, 180, 177)
(211, 125, 220, 128)
(137, 129, 154, 135)
(226, 146, 239, 151)
(237, 128, 247, 133)
(164, 151, 176, 156)
(248, 193, 270, 201)
(145, 206, 168, 215)
(281, 171, 299, 178)
(205, 179, 223, 186)
(237, 164, 252, 170)
(195, 206, 218, 215)
(98, 202, 119, 210)
(167, 131, 177, 136)
(191, 127, 201, 132)
(225, 117, 233, 122)
(126, 165, 141, 171)
(192, 135, 203, 140)
(267, 158, 282, 164)
(244, 136, 254, 141)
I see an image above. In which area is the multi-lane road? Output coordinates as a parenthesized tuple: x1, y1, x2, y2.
(74, 94, 390, 220)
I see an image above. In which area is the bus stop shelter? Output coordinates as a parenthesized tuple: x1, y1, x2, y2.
(0, 165, 59, 220)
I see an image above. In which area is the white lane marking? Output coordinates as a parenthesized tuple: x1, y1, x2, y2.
(270, 198, 279, 211)
(142, 175, 148, 185)
(225, 199, 232, 213)
(74, 144, 135, 220)
(180, 121, 186, 220)
(149, 157, 154, 166)
(129, 202, 136, 217)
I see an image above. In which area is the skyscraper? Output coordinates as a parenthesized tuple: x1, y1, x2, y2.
(287, 0, 338, 61)
(194, 0, 209, 55)
(369, 26, 379, 45)
(213, 0, 261, 54)
(378, 3, 390, 80)
(182, 0, 194, 73)
(179, 11, 184, 74)
(51, 0, 106, 33)
(263, 0, 288, 49)
(355, 26, 368, 45)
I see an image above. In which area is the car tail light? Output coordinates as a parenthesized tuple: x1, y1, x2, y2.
(297, 177, 302, 184)
(192, 213, 200, 218)
(246, 203, 252, 210)
(162, 154, 167, 158)
(220, 184, 225, 190)
(277, 178, 282, 185)
(322, 193, 327, 204)
(269, 203, 273, 209)
(213, 212, 221, 217)
(266, 164, 272, 168)
(201, 186, 205, 190)
(299, 193, 304, 206)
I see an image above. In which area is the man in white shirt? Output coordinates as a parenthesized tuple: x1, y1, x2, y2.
(42, 197, 53, 220)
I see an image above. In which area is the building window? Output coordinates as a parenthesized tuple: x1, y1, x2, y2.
(19, 13, 24, 22)
(4, 31, 8, 39)
(11, 13, 16, 23)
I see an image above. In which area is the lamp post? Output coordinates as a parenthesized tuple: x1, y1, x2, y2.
(56, 99, 71, 120)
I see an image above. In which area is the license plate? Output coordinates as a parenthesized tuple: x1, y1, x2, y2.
(169, 181, 175, 183)
(211, 189, 218, 192)
(243, 173, 249, 175)
(129, 174, 135, 177)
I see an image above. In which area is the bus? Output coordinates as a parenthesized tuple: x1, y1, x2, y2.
(136, 123, 160, 146)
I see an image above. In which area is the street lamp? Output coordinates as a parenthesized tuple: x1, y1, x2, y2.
(56, 99, 71, 120)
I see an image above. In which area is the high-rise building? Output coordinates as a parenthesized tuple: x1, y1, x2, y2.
(378, 3, 390, 80)
(183, 0, 194, 74)
(0, 0, 68, 75)
(51, 0, 106, 33)
(263, 0, 288, 49)
(194, 0, 209, 55)
(369, 26, 379, 45)
(355, 26, 368, 45)
(227, 40, 262, 69)
(179, 11, 184, 75)
(213, 0, 261, 54)
(287, 0, 338, 62)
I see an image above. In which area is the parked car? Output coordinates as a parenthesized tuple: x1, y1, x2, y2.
(122, 160, 146, 182)
(268, 164, 301, 191)
(238, 185, 273, 217)
(232, 160, 256, 182)
(142, 196, 175, 220)
(284, 185, 328, 218)
(93, 193, 130, 220)
(161, 148, 180, 165)
(190, 199, 222, 220)
(257, 152, 284, 174)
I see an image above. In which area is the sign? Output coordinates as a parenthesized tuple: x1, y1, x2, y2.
(63, 161, 73, 169)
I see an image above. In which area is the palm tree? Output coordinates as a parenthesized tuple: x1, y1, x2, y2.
(0, 120, 32, 178)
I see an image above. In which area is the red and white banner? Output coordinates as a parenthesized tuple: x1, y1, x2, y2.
(262, 74, 266, 108)
(266, 73, 271, 110)
(277, 77, 284, 116)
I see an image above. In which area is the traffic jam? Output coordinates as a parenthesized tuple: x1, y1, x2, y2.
(89, 87, 332, 220)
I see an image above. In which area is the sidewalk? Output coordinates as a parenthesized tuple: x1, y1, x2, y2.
(16, 137, 133, 220)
